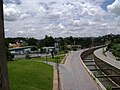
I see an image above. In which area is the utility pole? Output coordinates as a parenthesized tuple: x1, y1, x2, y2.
(0, 0, 9, 90)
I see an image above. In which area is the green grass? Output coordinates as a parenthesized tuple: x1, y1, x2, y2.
(38, 55, 65, 63)
(56, 51, 66, 55)
(110, 44, 120, 58)
(15, 55, 65, 63)
(8, 61, 53, 90)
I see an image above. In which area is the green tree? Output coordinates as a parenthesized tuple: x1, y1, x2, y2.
(26, 38, 37, 46)
(42, 35, 55, 47)
(6, 47, 14, 61)
(56, 37, 65, 51)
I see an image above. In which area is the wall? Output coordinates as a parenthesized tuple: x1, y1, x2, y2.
(94, 48, 120, 86)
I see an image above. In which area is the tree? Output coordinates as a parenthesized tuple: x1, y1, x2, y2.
(55, 37, 65, 51)
(6, 47, 14, 61)
(64, 36, 74, 45)
(41, 35, 55, 47)
(26, 38, 37, 46)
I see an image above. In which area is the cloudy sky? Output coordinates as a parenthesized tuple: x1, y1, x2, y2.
(3, 0, 120, 39)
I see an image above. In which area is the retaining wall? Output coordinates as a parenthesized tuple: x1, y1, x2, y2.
(81, 46, 103, 59)
(94, 48, 120, 86)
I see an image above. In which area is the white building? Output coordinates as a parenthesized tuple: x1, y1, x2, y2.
(9, 46, 36, 55)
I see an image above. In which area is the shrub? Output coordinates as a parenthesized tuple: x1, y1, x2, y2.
(106, 85, 112, 90)
(25, 54, 31, 59)
(6, 48, 14, 61)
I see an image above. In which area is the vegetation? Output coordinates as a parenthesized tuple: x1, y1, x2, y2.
(106, 34, 120, 58)
(25, 54, 31, 59)
(6, 34, 120, 58)
(6, 47, 14, 61)
(8, 49, 65, 90)
(5, 35, 109, 51)
(106, 85, 112, 90)
(15, 55, 65, 63)
(56, 50, 66, 55)
(8, 60, 53, 90)
(107, 44, 120, 58)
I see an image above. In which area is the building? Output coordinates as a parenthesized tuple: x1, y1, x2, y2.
(67, 45, 81, 50)
(42, 47, 55, 53)
(9, 42, 21, 48)
(9, 46, 36, 55)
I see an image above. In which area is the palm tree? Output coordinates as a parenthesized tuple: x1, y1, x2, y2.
(0, 0, 9, 90)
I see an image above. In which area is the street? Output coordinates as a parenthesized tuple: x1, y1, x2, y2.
(59, 50, 102, 90)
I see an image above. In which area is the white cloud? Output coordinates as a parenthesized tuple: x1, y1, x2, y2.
(44, 11, 62, 19)
(44, 23, 65, 30)
(107, 0, 120, 15)
(58, 23, 65, 30)
(20, 13, 31, 20)
(4, 4, 21, 21)
(73, 20, 80, 26)
(3, 0, 120, 39)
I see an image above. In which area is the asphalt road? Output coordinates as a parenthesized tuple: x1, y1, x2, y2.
(94, 48, 120, 70)
(59, 50, 102, 90)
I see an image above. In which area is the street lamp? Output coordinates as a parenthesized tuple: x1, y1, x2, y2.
(55, 56, 60, 90)
(46, 52, 48, 63)
(0, 0, 9, 90)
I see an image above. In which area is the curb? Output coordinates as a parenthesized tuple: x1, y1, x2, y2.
(52, 66, 58, 90)
(60, 53, 69, 64)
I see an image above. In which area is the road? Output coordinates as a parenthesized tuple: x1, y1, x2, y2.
(94, 48, 120, 70)
(59, 50, 102, 90)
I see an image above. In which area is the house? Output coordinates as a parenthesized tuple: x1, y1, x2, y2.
(67, 45, 81, 50)
(9, 42, 21, 48)
(9, 46, 36, 55)
(42, 47, 55, 53)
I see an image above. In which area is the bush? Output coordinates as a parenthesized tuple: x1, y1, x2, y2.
(7, 53, 14, 61)
(6, 48, 14, 61)
(54, 50, 58, 55)
(106, 85, 112, 90)
(25, 54, 31, 59)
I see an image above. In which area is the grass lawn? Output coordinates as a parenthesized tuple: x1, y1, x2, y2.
(8, 60, 53, 90)
(56, 51, 66, 55)
(38, 55, 65, 63)
(15, 55, 65, 63)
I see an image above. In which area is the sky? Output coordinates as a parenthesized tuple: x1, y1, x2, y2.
(3, 0, 120, 39)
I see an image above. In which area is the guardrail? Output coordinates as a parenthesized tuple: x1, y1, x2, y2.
(80, 46, 106, 90)
(81, 46, 104, 59)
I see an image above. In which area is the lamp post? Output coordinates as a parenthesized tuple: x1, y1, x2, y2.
(55, 56, 60, 90)
(0, 0, 9, 90)
(46, 52, 48, 63)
